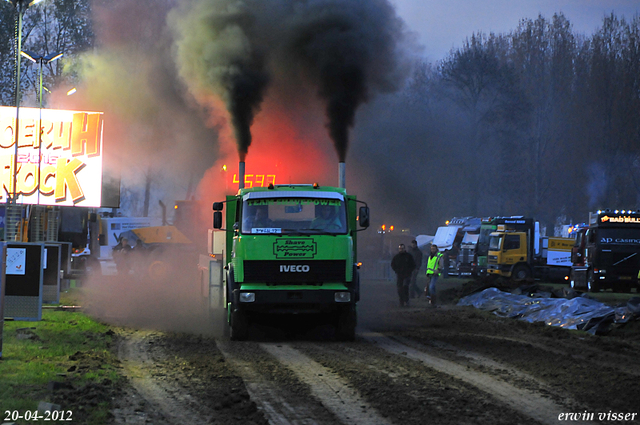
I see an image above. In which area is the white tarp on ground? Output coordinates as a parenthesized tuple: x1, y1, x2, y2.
(458, 287, 640, 335)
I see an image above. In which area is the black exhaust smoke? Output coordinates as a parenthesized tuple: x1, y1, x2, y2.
(169, 1, 270, 162)
(282, 0, 408, 162)
(170, 0, 409, 164)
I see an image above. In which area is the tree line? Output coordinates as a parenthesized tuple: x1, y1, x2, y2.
(353, 12, 640, 233)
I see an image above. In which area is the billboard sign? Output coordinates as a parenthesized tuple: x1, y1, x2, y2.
(0, 106, 104, 207)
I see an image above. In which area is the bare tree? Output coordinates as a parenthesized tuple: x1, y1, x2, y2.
(2, 0, 93, 107)
(438, 32, 530, 216)
(508, 14, 578, 224)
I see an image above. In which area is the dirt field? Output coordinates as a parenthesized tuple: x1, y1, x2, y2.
(59, 276, 640, 424)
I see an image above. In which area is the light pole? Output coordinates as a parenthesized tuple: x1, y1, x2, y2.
(4, 0, 45, 242)
(21, 50, 63, 206)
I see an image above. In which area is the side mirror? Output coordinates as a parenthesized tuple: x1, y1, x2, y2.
(212, 202, 224, 211)
(358, 206, 370, 228)
(213, 211, 223, 229)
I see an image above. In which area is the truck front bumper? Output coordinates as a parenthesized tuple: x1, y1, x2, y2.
(487, 264, 511, 277)
(232, 287, 356, 314)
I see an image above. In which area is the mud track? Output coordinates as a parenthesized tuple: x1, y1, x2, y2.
(106, 279, 639, 424)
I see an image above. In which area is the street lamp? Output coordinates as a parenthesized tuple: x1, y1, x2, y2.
(6, 0, 45, 199)
(4, 0, 45, 241)
(21, 50, 63, 206)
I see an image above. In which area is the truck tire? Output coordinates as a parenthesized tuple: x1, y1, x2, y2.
(335, 306, 357, 341)
(587, 270, 600, 292)
(615, 281, 632, 293)
(512, 265, 531, 281)
(85, 256, 100, 275)
(226, 269, 235, 307)
(230, 309, 249, 341)
(352, 268, 361, 303)
(147, 260, 168, 279)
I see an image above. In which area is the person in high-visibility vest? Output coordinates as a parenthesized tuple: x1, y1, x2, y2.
(424, 244, 444, 306)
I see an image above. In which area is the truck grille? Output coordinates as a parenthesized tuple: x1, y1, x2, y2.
(458, 248, 473, 264)
(243, 260, 346, 284)
(488, 255, 498, 264)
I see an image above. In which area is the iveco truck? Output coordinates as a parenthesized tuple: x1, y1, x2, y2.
(213, 183, 369, 341)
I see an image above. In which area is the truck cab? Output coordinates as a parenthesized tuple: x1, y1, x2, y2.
(487, 231, 530, 279)
(570, 211, 640, 293)
(476, 217, 533, 277)
(213, 184, 369, 341)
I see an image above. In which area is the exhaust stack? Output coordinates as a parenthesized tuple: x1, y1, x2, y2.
(239, 162, 245, 189)
(338, 162, 346, 189)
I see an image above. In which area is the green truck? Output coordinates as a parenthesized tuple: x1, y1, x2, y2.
(213, 183, 369, 341)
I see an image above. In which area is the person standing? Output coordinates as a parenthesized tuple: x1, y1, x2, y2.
(408, 240, 423, 299)
(311, 205, 343, 231)
(424, 244, 444, 306)
(113, 237, 132, 275)
(391, 244, 416, 307)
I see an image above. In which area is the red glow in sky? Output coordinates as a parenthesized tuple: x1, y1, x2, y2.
(197, 96, 337, 202)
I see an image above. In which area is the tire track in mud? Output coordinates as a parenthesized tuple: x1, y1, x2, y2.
(216, 340, 330, 425)
(359, 330, 596, 425)
(451, 331, 640, 378)
(259, 343, 391, 425)
(397, 335, 568, 396)
(291, 339, 537, 424)
(116, 331, 211, 425)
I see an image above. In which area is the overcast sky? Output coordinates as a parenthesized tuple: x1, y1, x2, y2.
(392, 0, 640, 61)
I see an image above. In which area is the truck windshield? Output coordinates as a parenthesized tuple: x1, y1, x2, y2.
(477, 225, 496, 256)
(598, 228, 640, 246)
(241, 198, 347, 235)
(489, 235, 502, 251)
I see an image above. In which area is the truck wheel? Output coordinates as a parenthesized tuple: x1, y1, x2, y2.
(587, 270, 600, 292)
(615, 282, 632, 293)
(353, 269, 361, 303)
(512, 265, 531, 281)
(85, 256, 100, 275)
(147, 260, 168, 279)
(226, 270, 235, 306)
(230, 309, 249, 341)
(335, 306, 357, 342)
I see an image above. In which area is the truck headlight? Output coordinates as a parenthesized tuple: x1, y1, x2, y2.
(239, 292, 255, 303)
(334, 292, 351, 303)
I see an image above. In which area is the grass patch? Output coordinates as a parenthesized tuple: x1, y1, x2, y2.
(1, 288, 121, 424)
(586, 291, 638, 305)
